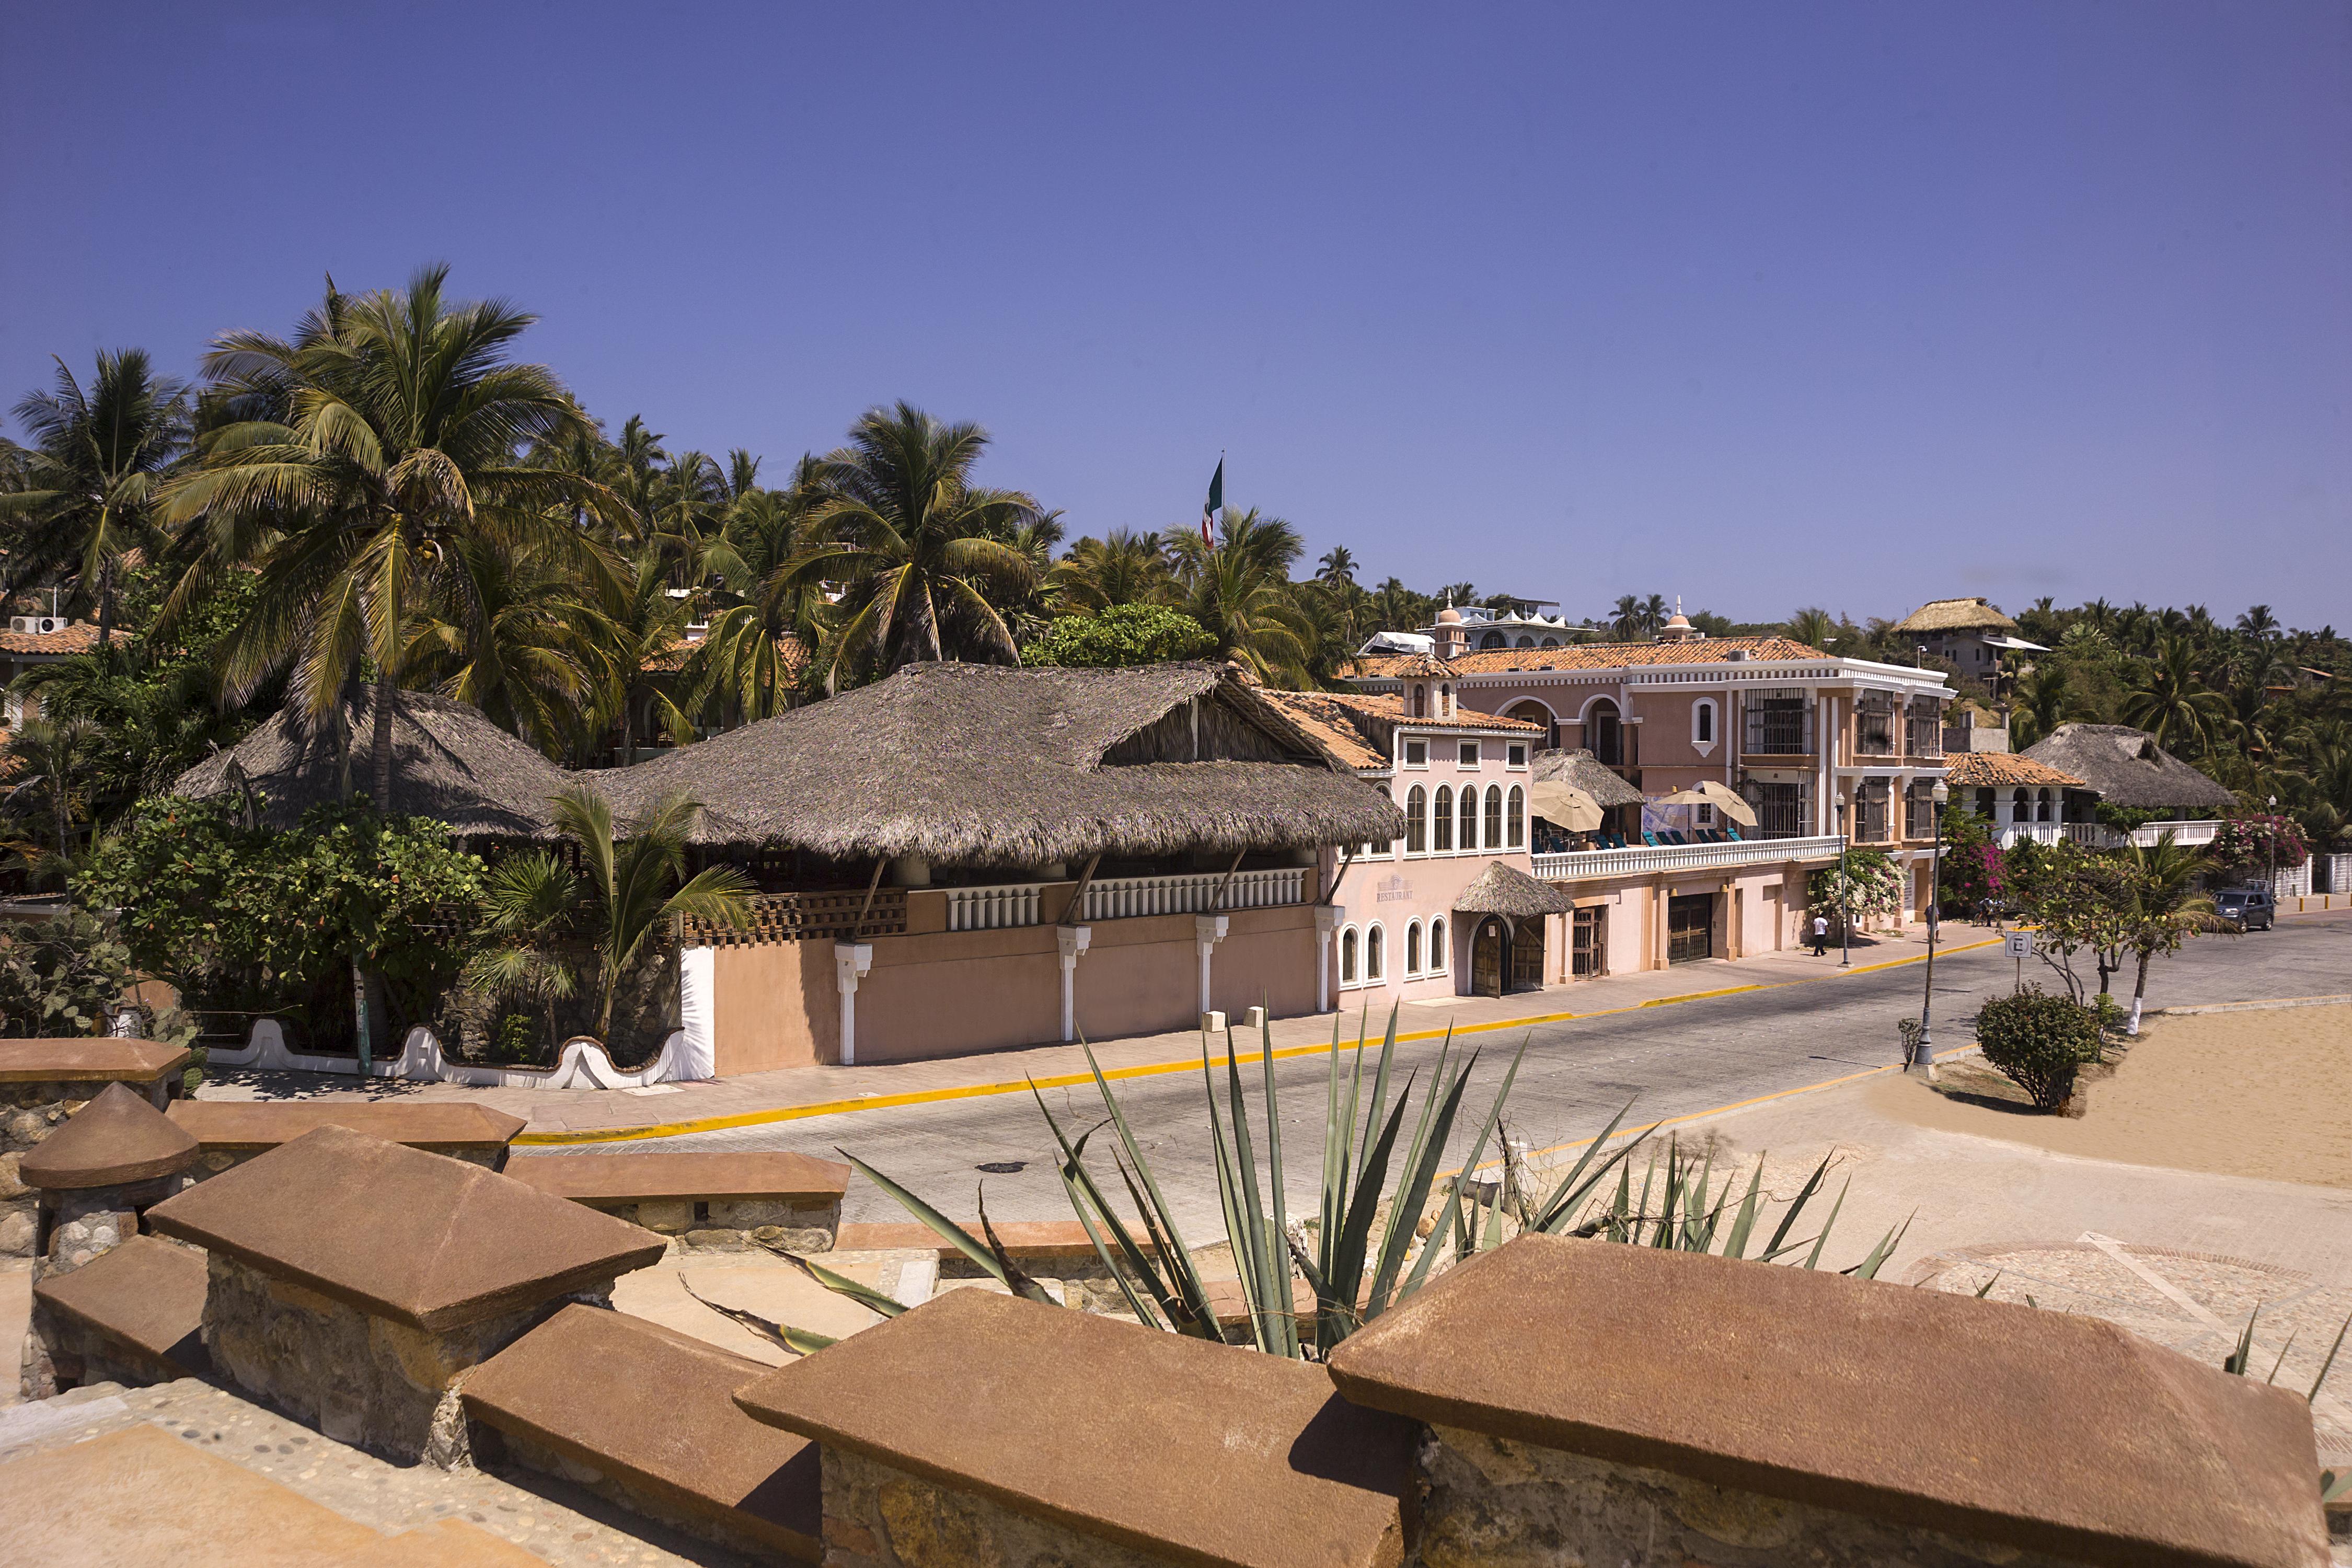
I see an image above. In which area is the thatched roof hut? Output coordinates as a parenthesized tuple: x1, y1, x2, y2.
(602, 662, 1403, 864)
(1452, 862, 1575, 919)
(1531, 749, 1645, 809)
(172, 690, 576, 839)
(1892, 597, 2019, 636)
(2019, 724, 2236, 813)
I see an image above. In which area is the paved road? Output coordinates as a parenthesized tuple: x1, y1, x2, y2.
(653, 913, 2352, 1237)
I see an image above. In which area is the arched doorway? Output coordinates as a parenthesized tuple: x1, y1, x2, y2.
(1470, 917, 1507, 997)
(1587, 699, 1622, 765)
(1504, 700, 1557, 750)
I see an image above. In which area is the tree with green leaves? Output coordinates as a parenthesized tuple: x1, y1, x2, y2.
(162, 264, 618, 813)
(2120, 831, 2224, 1035)
(547, 785, 752, 1040)
(1052, 528, 1173, 613)
(2120, 636, 2230, 758)
(461, 850, 583, 1057)
(1162, 508, 1314, 684)
(1031, 603, 1215, 667)
(769, 402, 1040, 682)
(1784, 606, 1837, 653)
(0, 349, 191, 648)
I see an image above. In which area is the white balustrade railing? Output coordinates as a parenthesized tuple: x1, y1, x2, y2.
(1082, 866, 1308, 921)
(1531, 835, 1842, 882)
(944, 882, 1046, 931)
(1994, 820, 2220, 851)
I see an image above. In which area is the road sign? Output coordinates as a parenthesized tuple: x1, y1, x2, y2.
(2004, 931, 2037, 959)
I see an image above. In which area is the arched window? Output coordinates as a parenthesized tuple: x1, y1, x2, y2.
(1365, 924, 1385, 981)
(2037, 789, 2053, 823)
(1540, 637, 1560, 649)
(1515, 635, 1535, 649)
(1405, 786, 1427, 854)
(1429, 918, 1447, 972)
(1588, 699, 1622, 766)
(1506, 786, 1525, 848)
(1694, 700, 1715, 745)
(1412, 684, 1427, 718)
(1405, 920, 1422, 975)
(2011, 788, 2029, 822)
(1433, 786, 1455, 852)
(1459, 786, 1478, 851)
(1479, 631, 1505, 649)
(1439, 683, 1452, 716)
(1340, 927, 1359, 985)
(1479, 785, 1499, 848)
(1975, 788, 1994, 818)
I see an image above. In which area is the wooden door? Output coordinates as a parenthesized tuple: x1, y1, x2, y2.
(1511, 918, 1545, 991)
(1471, 918, 1504, 997)
(1667, 894, 1715, 964)
(1571, 908, 1604, 978)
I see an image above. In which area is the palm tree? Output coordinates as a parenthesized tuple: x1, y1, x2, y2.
(1638, 593, 1669, 637)
(461, 850, 583, 1055)
(403, 532, 605, 758)
(2121, 832, 2222, 1035)
(2008, 661, 2076, 750)
(1610, 594, 1644, 641)
(162, 266, 617, 812)
(1, 350, 191, 648)
(582, 547, 702, 765)
(2120, 637, 2231, 757)
(549, 784, 752, 1039)
(2, 717, 97, 895)
(2236, 605, 2280, 642)
(1164, 508, 1313, 684)
(1316, 546, 1358, 588)
(1785, 607, 1836, 652)
(770, 403, 1040, 680)
(1053, 529, 1173, 612)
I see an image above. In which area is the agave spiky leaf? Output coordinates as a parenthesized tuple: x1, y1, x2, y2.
(754, 1241, 909, 1319)
(2308, 1312, 2350, 1404)
(1366, 1047, 1482, 1317)
(977, 1189, 1062, 1308)
(834, 1147, 1017, 1289)
(1847, 1212, 1913, 1279)
(2224, 1306, 2261, 1376)
(682, 1279, 838, 1357)
(1720, 1160, 1766, 1260)
(1316, 1072, 1416, 1351)
(1802, 1178, 1851, 1270)
(1528, 1099, 1643, 1233)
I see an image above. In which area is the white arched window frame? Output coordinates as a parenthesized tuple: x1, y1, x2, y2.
(1404, 919, 1423, 975)
(2036, 788, 2053, 823)
(1340, 926, 1359, 986)
(1484, 785, 1503, 849)
(1506, 786, 1525, 849)
(1693, 698, 1718, 750)
(1433, 786, 1455, 852)
(1405, 786, 1427, 855)
(1428, 917, 1448, 974)
(1365, 923, 1386, 982)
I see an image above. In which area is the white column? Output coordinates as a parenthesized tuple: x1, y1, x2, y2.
(1314, 905, 1344, 1012)
(1195, 914, 1230, 1019)
(833, 942, 874, 1066)
(678, 946, 717, 1079)
(1056, 925, 1092, 1042)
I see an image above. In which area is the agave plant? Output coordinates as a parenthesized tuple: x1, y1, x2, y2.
(701, 1004, 1914, 1364)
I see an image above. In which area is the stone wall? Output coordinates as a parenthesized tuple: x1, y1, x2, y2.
(1, 1081, 101, 1255)
(1414, 1423, 2090, 1568)
(202, 1252, 608, 1464)
(605, 1197, 838, 1253)
(820, 1446, 1181, 1568)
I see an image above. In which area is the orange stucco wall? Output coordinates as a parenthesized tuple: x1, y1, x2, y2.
(712, 940, 834, 1074)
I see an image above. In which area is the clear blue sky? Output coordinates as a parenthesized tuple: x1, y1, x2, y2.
(5, 3, 2347, 630)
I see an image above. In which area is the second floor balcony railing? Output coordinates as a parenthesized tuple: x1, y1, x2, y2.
(939, 866, 1313, 930)
(1532, 835, 1841, 882)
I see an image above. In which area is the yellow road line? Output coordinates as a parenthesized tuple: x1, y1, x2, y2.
(511, 933, 2007, 1145)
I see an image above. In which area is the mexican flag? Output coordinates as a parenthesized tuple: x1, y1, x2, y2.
(1201, 457, 1223, 547)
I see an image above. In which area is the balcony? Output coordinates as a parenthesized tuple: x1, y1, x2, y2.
(940, 866, 1313, 931)
(1532, 835, 1842, 882)
(1994, 820, 2221, 852)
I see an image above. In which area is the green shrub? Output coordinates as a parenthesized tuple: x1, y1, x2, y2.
(1975, 987, 2101, 1111)
(491, 1012, 540, 1065)
(1030, 604, 1216, 668)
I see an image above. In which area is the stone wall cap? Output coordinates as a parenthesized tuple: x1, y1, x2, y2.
(146, 1126, 666, 1332)
(32, 1234, 209, 1372)
(463, 1304, 818, 1559)
(1323, 1234, 2328, 1568)
(733, 1289, 1411, 1568)
(503, 1150, 848, 1206)
(167, 1100, 527, 1150)
(0, 1036, 189, 1083)
(19, 1082, 200, 1188)
(832, 1220, 1094, 1258)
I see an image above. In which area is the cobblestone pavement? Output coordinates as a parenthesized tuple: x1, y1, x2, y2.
(0, 1379, 755, 1566)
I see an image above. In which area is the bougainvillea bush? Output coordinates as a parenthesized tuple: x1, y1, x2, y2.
(1808, 847, 1903, 932)
(1938, 809, 2001, 911)
(2210, 814, 2308, 879)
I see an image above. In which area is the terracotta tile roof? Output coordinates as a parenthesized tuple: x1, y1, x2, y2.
(1258, 687, 1543, 774)
(641, 630, 808, 674)
(0, 621, 97, 656)
(1943, 752, 2086, 789)
(1345, 637, 1832, 679)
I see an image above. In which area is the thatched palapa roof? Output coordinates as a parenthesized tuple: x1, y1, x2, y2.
(1452, 861, 1575, 919)
(1531, 749, 1645, 809)
(2019, 724, 2236, 812)
(603, 662, 1403, 863)
(1893, 598, 2019, 636)
(172, 690, 576, 839)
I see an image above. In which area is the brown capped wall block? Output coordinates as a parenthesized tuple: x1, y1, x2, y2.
(1, 1037, 191, 1259)
(0, 1035, 191, 1087)
(734, 1287, 1414, 1568)
(146, 1126, 665, 1462)
(1323, 1233, 2330, 1568)
(20, 1082, 198, 1190)
(29, 1232, 210, 1393)
(502, 1150, 848, 1250)
(463, 1304, 820, 1561)
(167, 1100, 526, 1177)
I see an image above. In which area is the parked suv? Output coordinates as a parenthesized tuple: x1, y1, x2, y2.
(2214, 886, 2276, 931)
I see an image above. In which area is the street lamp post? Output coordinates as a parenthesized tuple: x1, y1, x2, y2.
(1913, 779, 1950, 1074)
(2266, 794, 2278, 898)
(1835, 793, 1852, 968)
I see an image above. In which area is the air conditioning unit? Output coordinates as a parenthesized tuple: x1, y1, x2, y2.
(10, 616, 69, 635)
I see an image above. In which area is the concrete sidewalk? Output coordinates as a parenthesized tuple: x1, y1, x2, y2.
(191, 921, 1992, 1141)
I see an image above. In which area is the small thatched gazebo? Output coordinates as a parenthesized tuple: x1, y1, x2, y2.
(1452, 861, 1576, 920)
(2020, 724, 2236, 816)
(172, 690, 577, 840)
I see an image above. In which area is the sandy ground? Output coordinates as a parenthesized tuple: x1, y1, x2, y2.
(1866, 1004, 2352, 1187)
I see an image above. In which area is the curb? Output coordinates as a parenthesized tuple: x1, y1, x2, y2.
(2153, 995, 2352, 1017)
(511, 933, 2010, 1146)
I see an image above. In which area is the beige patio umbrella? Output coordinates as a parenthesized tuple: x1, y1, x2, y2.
(1652, 786, 1711, 806)
(1527, 779, 1604, 833)
(1697, 779, 1759, 826)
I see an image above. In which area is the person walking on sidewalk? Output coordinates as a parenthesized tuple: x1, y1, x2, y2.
(1809, 913, 1830, 956)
